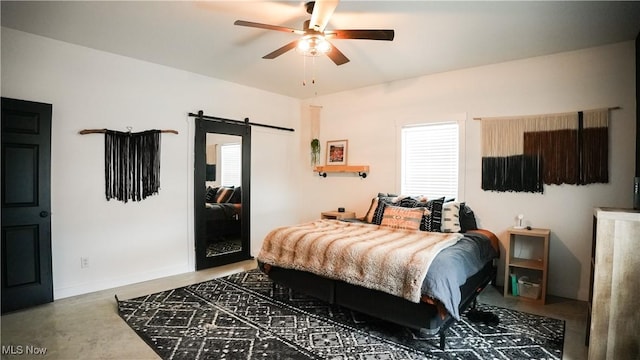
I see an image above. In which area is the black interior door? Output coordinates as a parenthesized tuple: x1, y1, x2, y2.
(1, 97, 53, 313)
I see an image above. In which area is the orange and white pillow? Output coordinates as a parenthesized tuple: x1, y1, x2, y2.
(380, 205, 430, 230)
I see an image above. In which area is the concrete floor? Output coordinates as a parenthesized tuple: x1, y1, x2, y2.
(1, 259, 588, 359)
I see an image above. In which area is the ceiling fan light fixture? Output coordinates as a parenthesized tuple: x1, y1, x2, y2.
(234, 0, 394, 66)
(297, 35, 330, 56)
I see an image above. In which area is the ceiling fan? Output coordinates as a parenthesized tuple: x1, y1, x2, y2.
(234, 0, 394, 66)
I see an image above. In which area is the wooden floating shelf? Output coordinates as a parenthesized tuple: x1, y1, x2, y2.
(314, 165, 370, 178)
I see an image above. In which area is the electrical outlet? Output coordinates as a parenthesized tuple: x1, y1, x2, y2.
(81, 257, 89, 269)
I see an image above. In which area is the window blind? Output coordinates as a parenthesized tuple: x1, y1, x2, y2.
(220, 143, 241, 187)
(401, 122, 459, 199)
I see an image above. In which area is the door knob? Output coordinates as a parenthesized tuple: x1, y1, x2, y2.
(40, 211, 49, 218)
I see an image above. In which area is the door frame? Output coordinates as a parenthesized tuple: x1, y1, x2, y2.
(194, 118, 252, 269)
(1, 97, 53, 313)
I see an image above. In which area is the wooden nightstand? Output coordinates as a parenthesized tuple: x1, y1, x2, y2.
(503, 227, 550, 305)
(321, 211, 356, 220)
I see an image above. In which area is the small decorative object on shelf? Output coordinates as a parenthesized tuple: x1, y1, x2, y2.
(314, 165, 369, 178)
(514, 214, 525, 229)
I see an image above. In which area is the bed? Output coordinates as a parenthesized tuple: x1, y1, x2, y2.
(205, 186, 242, 243)
(257, 195, 499, 350)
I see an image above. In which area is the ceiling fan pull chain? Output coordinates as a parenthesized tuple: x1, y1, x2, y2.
(312, 56, 316, 85)
(302, 55, 307, 86)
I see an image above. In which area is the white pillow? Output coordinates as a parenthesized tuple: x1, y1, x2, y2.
(441, 201, 461, 233)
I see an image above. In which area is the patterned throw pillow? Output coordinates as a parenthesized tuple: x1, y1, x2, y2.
(363, 197, 379, 223)
(380, 205, 429, 230)
(420, 200, 435, 231)
(424, 197, 445, 232)
(459, 202, 479, 232)
(371, 196, 397, 224)
(370, 194, 443, 232)
(205, 186, 219, 203)
(228, 186, 242, 204)
(377, 192, 398, 197)
(441, 201, 461, 233)
(214, 186, 234, 203)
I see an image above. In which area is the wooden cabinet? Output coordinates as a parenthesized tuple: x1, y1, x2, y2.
(321, 211, 356, 220)
(503, 227, 550, 305)
(587, 208, 640, 360)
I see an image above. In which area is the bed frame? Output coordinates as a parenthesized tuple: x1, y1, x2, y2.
(264, 260, 496, 350)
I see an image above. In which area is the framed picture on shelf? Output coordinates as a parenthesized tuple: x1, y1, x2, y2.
(326, 140, 348, 166)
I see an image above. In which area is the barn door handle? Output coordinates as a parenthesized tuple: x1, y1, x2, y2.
(40, 211, 50, 218)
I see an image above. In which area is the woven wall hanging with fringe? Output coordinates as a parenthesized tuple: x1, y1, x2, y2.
(479, 109, 610, 193)
(79, 128, 178, 202)
(104, 130, 161, 202)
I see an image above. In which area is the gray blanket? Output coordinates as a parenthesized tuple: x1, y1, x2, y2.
(421, 232, 498, 320)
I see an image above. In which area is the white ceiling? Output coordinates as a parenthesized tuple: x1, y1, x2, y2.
(2, 1, 639, 99)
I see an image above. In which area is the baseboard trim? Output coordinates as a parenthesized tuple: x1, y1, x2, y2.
(53, 264, 191, 300)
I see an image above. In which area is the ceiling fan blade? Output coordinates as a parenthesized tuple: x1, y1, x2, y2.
(309, 0, 339, 32)
(326, 29, 395, 41)
(234, 20, 304, 35)
(326, 42, 349, 66)
(263, 40, 299, 59)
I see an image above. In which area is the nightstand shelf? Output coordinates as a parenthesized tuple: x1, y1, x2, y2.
(508, 257, 544, 270)
(503, 227, 550, 305)
(321, 211, 356, 220)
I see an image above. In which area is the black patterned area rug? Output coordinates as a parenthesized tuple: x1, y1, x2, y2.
(206, 240, 242, 257)
(117, 269, 564, 360)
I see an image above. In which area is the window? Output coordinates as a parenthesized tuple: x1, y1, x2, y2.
(220, 143, 241, 187)
(401, 122, 459, 199)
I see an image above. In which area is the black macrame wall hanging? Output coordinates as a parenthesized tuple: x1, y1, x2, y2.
(79, 128, 178, 202)
(477, 108, 614, 193)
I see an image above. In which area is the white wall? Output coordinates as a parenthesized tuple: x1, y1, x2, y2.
(1, 28, 300, 299)
(3, 26, 635, 302)
(298, 41, 636, 301)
